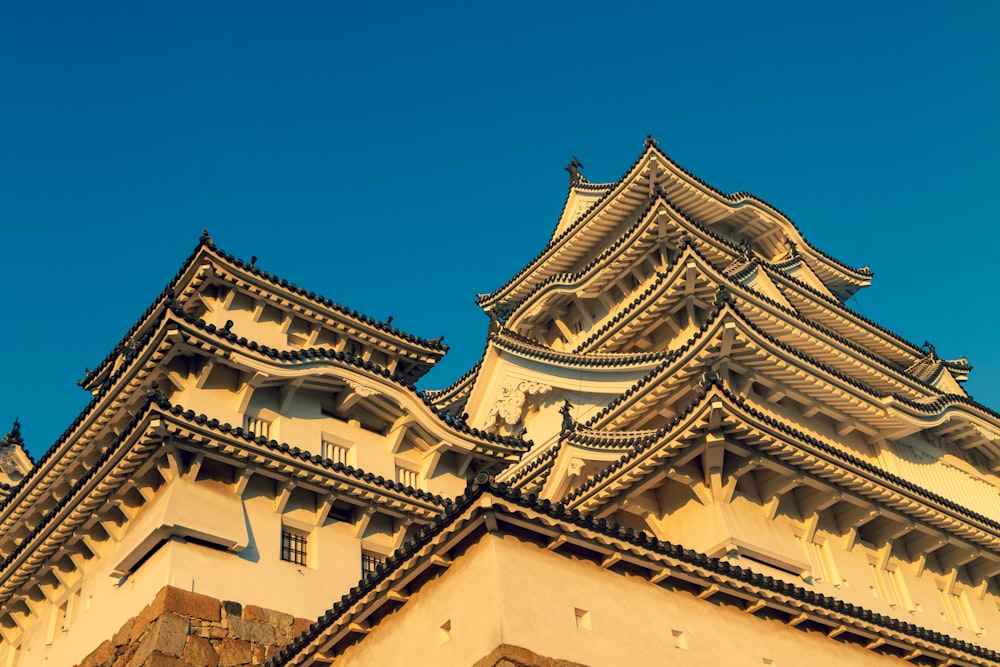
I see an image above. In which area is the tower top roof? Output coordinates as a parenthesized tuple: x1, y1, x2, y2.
(477, 138, 874, 314)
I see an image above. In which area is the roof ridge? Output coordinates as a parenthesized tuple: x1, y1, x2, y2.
(569, 379, 1000, 536)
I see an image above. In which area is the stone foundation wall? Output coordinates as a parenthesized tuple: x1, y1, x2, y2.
(76, 586, 313, 667)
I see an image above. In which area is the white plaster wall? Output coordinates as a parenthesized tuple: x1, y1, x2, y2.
(11, 477, 370, 667)
(336, 534, 953, 667)
(337, 537, 504, 667)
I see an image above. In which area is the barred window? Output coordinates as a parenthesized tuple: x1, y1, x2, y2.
(281, 529, 308, 565)
(362, 551, 385, 577)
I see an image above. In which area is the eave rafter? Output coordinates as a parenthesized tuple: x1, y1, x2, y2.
(479, 142, 871, 319)
(587, 304, 923, 444)
(567, 382, 1000, 563)
(81, 239, 447, 396)
(0, 398, 454, 623)
(566, 242, 933, 410)
(573, 254, 718, 355)
(276, 482, 996, 667)
(0, 307, 525, 562)
(505, 200, 732, 335)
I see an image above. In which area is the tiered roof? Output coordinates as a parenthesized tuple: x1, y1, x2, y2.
(0, 236, 527, 657)
(450, 139, 1000, 616)
(271, 141, 1000, 663)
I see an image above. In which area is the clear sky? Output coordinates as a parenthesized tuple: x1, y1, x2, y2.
(1, 2, 997, 459)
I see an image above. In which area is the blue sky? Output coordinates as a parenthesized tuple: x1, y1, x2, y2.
(1, 3, 997, 459)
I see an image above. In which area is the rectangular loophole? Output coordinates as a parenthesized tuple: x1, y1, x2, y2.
(396, 466, 419, 489)
(323, 440, 350, 466)
(439, 619, 451, 644)
(672, 629, 687, 650)
(574, 608, 591, 630)
(244, 416, 272, 439)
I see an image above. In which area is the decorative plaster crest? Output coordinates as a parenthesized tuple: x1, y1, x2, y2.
(972, 423, 1000, 443)
(347, 380, 379, 397)
(488, 380, 552, 426)
(0, 452, 20, 475)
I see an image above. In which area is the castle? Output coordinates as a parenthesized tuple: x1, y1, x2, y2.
(2, 138, 999, 666)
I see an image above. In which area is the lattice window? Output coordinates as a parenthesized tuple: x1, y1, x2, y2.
(281, 528, 308, 565)
(396, 466, 419, 489)
(244, 416, 272, 439)
(361, 551, 385, 577)
(323, 440, 350, 466)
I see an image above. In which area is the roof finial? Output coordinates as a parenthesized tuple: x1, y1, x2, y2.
(200, 228, 214, 246)
(559, 399, 575, 433)
(923, 341, 938, 359)
(701, 368, 722, 387)
(644, 134, 658, 148)
(1, 419, 23, 448)
(565, 157, 584, 187)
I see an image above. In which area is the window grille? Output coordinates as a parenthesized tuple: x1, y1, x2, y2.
(396, 467, 419, 489)
(361, 552, 385, 577)
(244, 416, 272, 439)
(323, 440, 350, 466)
(281, 529, 308, 565)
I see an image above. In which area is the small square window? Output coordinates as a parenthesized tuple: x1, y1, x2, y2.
(281, 528, 308, 565)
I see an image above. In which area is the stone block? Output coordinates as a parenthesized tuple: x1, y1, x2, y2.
(160, 586, 222, 622)
(78, 640, 117, 667)
(112, 618, 134, 646)
(142, 652, 189, 667)
(264, 608, 294, 630)
(130, 612, 189, 665)
(228, 617, 276, 645)
(182, 635, 220, 667)
(242, 604, 267, 622)
(219, 637, 253, 667)
(149, 612, 190, 657)
(131, 586, 208, 643)
(113, 642, 139, 667)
